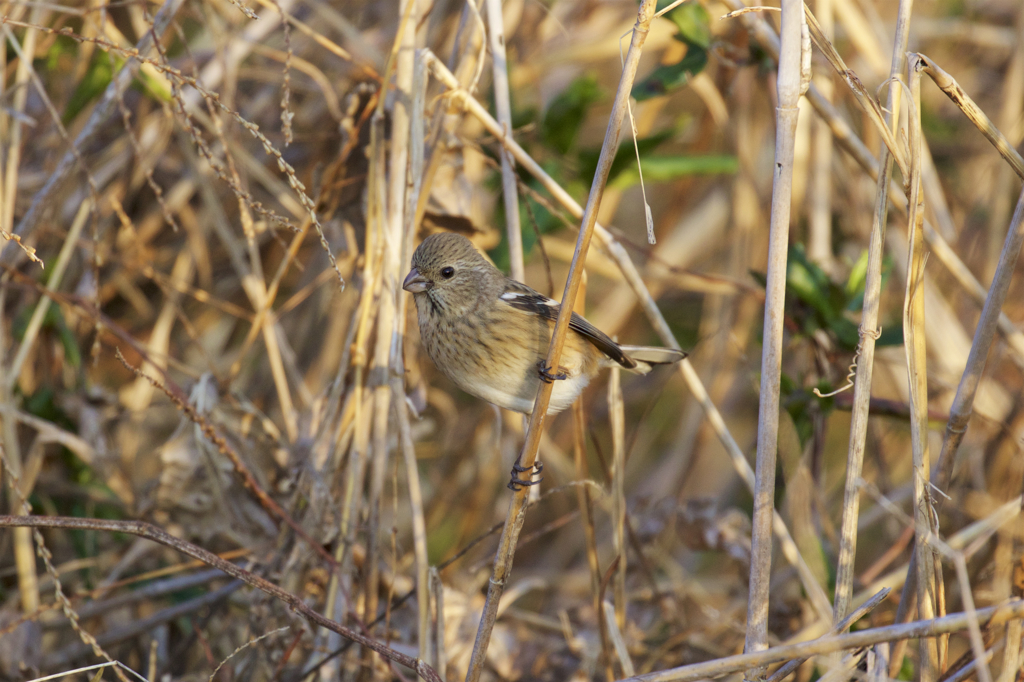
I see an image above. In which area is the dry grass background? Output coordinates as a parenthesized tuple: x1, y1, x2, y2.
(0, 0, 1023, 680)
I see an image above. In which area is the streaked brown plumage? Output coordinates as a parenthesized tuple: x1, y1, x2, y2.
(403, 232, 687, 416)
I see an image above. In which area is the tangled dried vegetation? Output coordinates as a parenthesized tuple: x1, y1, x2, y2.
(0, 0, 1023, 681)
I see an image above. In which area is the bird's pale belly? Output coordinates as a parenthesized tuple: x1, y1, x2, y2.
(420, 312, 598, 415)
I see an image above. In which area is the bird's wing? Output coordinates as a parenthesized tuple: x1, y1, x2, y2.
(498, 280, 637, 369)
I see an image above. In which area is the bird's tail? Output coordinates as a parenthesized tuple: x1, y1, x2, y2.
(618, 346, 688, 375)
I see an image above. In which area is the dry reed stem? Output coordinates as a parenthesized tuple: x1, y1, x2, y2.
(1, 199, 90, 617)
(608, 364, 627, 634)
(916, 56, 1024, 180)
(423, 44, 832, 621)
(603, 599, 636, 677)
(5, 198, 88, 391)
(393, 386, 431, 668)
(905, 52, 940, 682)
(744, 2, 804, 674)
(618, 600, 1024, 682)
(807, 0, 835, 271)
(0, 515, 444, 682)
(570, 274, 613, 678)
(893, 45, 1024, 676)
(921, 91, 1024, 491)
(1, 6, 47, 269)
(802, 8, 908, 177)
(363, 0, 420, 649)
(572, 399, 613, 680)
(485, 0, 524, 282)
(462, 3, 657, 678)
(401, 45, 432, 668)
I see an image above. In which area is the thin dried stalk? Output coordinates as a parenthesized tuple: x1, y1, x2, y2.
(485, 0, 524, 281)
(572, 399, 613, 680)
(917, 56, 1024, 180)
(604, 599, 636, 677)
(6, 200, 90, 391)
(892, 48, 1024, 677)
(920, 80, 1024, 490)
(401, 45, 432, 666)
(1, 6, 46, 249)
(745, 1, 805, 673)
(362, 1, 421, 654)
(609, 365, 626, 632)
(462, 3, 657, 679)
(570, 275, 613, 679)
(807, 0, 834, 270)
(802, 8, 907, 177)
(905, 53, 940, 682)
(617, 600, 1024, 682)
(393, 388, 431, 667)
(828, 0, 915, 625)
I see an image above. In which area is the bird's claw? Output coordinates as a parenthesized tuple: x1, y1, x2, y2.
(538, 362, 567, 384)
(508, 458, 544, 491)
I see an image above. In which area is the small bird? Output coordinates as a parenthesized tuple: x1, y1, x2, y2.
(403, 233, 687, 487)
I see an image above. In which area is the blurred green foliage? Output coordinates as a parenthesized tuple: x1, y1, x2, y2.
(489, 44, 735, 269)
(63, 50, 123, 124)
(751, 244, 901, 352)
(13, 302, 82, 370)
(633, 1, 710, 100)
(751, 244, 904, 448)
(542, 75, 602, 155)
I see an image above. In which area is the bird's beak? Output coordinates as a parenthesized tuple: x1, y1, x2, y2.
(402, 267, 432, 293)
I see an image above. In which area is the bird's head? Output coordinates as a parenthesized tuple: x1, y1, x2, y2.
(403, 233, 499, 316)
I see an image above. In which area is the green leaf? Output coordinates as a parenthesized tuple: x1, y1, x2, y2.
(786, 247, 834, 319)
(845, 249, 869, 301)
(632, 47, 708, 101)
(663, 1, 711, 48)
(827, 316, 861, 348)
(542, 75, 601, 155)
(64, 51, 124, 125)
(846, 253, 895, 311)
(877, 324, 904, 347)
(610, 154, 737, 188)
(576, 131, 674, 187)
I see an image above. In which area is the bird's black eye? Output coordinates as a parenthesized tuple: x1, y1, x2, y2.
(440, 266, 455, 279)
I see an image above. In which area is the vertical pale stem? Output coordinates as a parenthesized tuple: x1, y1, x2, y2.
(832, 0, 915, 626)
(2, 7, 45, 240)
(609, 365, 626, 632)
(394, 389, 431, 666)
(744, 0, 803, 674)
(807, 0, 833, 270)
(933, 183, 1024, 490)
(905, 55, 939, 682)
(571, 274, 613, 678)
(485, 0, 523, 281)
(398, 44, 432, 666)
(365, 0, 417, 643)
(3, 12, 48, 612)
(573, 400, 613, 680)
